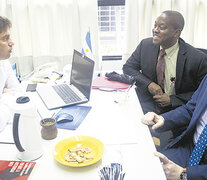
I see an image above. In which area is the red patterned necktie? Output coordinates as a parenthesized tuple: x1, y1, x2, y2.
(156, 49, 166, 90)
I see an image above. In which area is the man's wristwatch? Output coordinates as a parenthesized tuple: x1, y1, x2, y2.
(180, 168, 187, 180)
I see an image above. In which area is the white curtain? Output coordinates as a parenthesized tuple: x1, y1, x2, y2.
(0, 0, 99, 77)
(124, 0, 207, 63)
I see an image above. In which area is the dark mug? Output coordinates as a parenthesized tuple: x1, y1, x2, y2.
(40, 118, 57, 140)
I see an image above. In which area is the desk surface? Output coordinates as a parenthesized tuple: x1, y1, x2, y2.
(0, 87, 166, 180)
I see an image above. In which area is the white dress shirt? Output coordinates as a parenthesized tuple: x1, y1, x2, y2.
(194, 107, 207, 144)
(0, 60, 20, 132)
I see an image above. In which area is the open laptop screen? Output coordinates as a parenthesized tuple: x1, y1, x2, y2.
(70, 50, 95, 100)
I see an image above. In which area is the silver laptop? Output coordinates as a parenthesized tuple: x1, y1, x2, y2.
(36, 50, 95, 110)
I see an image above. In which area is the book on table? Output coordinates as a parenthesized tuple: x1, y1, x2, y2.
(0, 160, 36, 180)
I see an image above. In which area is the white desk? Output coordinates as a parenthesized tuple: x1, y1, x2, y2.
(0, 87, 166, 180)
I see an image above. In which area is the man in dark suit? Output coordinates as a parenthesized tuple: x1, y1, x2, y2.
(141, 75, 207, 180)
(123, 10, 207, 114)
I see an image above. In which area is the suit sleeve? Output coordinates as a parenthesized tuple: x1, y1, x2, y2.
(170, 54, 207, 108)
(122, 40, 153, 89)
(157, 75, 207, 132)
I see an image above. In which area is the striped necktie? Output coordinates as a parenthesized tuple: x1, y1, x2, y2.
(189, 124, 207, 166)
(156, 49, 166, 90)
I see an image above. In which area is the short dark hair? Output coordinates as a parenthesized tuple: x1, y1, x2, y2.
(0, 16, 11, 34)
(162, 10, 185, 31)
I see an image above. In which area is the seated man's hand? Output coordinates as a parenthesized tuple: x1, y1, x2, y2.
(153, 93, 171, 107)
(141, 112, 164, 130)
(154, 151, 183, 180)
(148, 82, 163, 96)
(2, 88, 14, 96)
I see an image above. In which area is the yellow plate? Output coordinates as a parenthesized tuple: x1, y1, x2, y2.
(53, 136, 104, 167)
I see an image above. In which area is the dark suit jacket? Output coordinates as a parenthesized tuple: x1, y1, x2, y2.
(123, 37, 207, 109)
(158, 75, 207, 179)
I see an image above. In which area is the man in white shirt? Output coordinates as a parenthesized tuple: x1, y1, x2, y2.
(0, 16, 20, 132)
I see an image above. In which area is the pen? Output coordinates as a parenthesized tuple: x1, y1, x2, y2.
(37, 109, 43, 119)
(126, 81, 136, 93)
(52, 71, 63, 78)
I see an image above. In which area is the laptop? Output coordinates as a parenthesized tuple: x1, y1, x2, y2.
(36, 50, 95, 110)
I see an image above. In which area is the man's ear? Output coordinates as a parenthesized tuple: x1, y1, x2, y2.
(174, 29, 182, 38)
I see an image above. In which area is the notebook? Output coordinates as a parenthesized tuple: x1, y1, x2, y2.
(36, 50, 95, 110)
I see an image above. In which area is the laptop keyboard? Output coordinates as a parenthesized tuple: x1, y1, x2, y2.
(53, 84, 81, 104)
